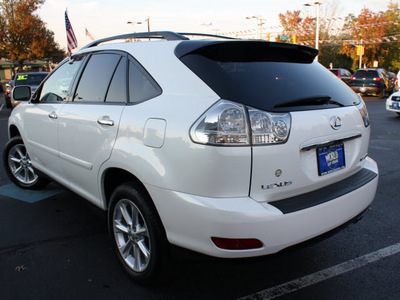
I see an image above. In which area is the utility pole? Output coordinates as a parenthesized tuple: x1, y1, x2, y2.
(144, 17, 150, 32)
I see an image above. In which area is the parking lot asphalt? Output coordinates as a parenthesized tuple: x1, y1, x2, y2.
(0, 93, 399, 299)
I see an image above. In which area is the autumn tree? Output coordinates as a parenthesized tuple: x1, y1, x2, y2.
(278, 10, 314, 44)
(340, 9, 388, 70)
(0, 0, 65, 72)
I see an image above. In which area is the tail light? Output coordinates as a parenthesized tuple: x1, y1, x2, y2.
(373, 77, 381, 81)
(351, 77, 356, 80)
(356, 95, 370, 127)
(190, 100, 291, 146)
(396, 79, 398, 85)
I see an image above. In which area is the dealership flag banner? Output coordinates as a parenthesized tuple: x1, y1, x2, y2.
(65, 10, 78, 56)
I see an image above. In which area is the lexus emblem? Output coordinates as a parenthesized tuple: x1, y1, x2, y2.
(330, 116, 341, 130)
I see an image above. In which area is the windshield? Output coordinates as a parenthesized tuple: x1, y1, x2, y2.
(15, 74, 48, 86)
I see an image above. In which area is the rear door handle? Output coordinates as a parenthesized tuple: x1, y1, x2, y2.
(49, 112, 58, 119)
(97, 117, 115, 126)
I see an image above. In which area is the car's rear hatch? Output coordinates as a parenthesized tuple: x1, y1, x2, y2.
(176, 40, 371, 207)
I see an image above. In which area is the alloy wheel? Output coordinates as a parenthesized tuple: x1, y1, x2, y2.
(113, 199, 151, 272)
(8, 144, 38, 185)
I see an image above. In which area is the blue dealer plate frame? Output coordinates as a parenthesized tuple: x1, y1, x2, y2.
(317, 143, 346, 176)
(392, 102, 399, 109)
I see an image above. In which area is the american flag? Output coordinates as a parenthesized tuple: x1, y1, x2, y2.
(85, 27, 94, 41)
(65, 10, 78, 56)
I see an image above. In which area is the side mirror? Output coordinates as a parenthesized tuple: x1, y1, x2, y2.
(12, 86, 32, 101)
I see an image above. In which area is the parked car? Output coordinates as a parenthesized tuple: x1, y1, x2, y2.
(385, 91, 400, 116)
(329, 68, 352, 85)
(349, 68, 394, 98)
(4, 31, 379, 283)
(4, 75, 15, 108)
(10, 72, 49, 108)
(394, 71, 400, 92)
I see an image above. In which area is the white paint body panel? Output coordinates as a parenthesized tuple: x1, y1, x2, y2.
(57, 103, 125, 202)
(147, 158, 378, 258)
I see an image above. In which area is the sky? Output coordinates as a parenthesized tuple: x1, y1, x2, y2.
(37, 0, 393, 52)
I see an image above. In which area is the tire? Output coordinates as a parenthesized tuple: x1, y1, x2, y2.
(379, 86, 386, 99)
(108, 183, 169, 284)
(3, 136, 49, 189)
(5, 96, 12, 109)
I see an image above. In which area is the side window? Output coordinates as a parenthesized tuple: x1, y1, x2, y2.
(106, 57, 127, 103)
(39, 56, 83, 102)
(128, 60, 161, 103)
(74, 53, 121, 102)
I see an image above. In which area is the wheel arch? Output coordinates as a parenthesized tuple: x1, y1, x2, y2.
(8, 124, 21, 139)
(102, 168, 154, 211)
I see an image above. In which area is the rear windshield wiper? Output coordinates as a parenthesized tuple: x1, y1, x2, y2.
(274, 96, 344, 108)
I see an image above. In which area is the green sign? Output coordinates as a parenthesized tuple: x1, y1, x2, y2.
(280, 35, 289, 41)
(17, 75, 28, 80)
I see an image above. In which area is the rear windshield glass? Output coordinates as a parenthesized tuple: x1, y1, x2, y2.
(15, 74, 48, 86)
(353, 70, 379, 79)
(179, 45, 359, 112)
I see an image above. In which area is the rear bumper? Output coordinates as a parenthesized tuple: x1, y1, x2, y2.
(350, 86, 380, 95)
(386, 98, 400, 113)
(147, 157, 378, 258)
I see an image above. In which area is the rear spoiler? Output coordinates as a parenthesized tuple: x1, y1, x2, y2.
(175, 40, 318, 64)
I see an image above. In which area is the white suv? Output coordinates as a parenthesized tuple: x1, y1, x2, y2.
(4, 32, 378, 283)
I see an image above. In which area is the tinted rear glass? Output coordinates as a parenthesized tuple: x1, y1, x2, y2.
(180, 53, 359, 112)
(353, 70, 379, 79)
(179, 41, 360, 112)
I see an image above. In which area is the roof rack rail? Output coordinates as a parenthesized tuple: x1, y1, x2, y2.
(81, 31, 237, 49)
(178, 32, 237, 40)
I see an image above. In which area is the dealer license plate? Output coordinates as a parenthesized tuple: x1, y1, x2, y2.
(317, 143, 346, 176)
(392, 102, 399, 110)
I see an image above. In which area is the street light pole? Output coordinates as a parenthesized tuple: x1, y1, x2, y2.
(127, 21, 142, 33)
(304, 0, 325, 62)
(246, 15, 265, 39)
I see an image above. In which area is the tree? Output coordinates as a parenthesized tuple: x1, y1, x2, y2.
(0, 0, 65, 72)
(340, 9, 388, 70)
(278, 10, 314, 44)
(382, 1, 400, 71)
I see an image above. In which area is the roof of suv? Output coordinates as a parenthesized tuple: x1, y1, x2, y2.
(76, 31, 318, 62)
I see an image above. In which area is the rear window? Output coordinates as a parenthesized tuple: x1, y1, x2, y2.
(178, 42, 359, 112)
(329, 69, 339, 76)
(353, 70, 379, 79)
(15, 74, 48, 86)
